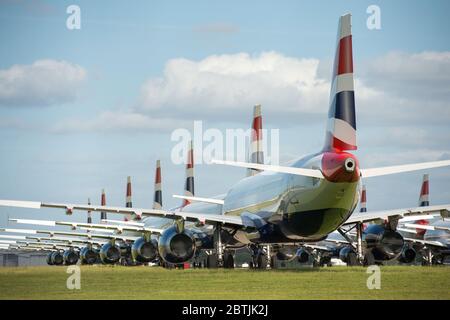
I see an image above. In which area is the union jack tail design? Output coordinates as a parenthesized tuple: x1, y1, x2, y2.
(153, 160, 162, 210)
(182, 140, 194, 207)
(247, 104, 264, 177)
(418, 174, 430, 207)
(324, 13, 356, 151)
(415, 174, 430, 236)
(100, 189, 107, 222)
(360, 185, 367, 212)
(124, 176, 133, 221)
(87, 198, 92, 224)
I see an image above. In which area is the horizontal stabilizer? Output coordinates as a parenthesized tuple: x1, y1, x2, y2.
(173, 195, 224, 205)
(212, 160, 324, 179)
(404, 223, 450, 232)
(0, 200, 41, 209)
(10, 218, 55, 226)
(361, 160, 450, 178)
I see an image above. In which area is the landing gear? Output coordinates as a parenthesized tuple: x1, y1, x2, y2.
(223, 252, 234, 269)
(206, 253, 218, 268)
(363, 251, 375, 266)
(249, 244, 269, 269)
(213, 223, 224, 267)
(346, 251, 358, 266)
(338, 222, 364, 266)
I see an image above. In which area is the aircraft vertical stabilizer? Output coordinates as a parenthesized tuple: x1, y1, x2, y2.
(324, 13, 357, 151)
(247, 104, 264, 177)
(153, 160, 162, 210)
(100, 189, 107, 223)
(124, 176, 133, 221)
(182, 140, 195, 207)
(360, 185, 367, 212)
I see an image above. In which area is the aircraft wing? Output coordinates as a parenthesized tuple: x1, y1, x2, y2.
(26, 236, 106, 246)
(9, 218, 163, 235)
(0, 228, 140, 242)
(403, 237, 448, 248)
(303, 243, 332, 251)
(0, 200, 250, 229)
(323, 238, 350, 245)
(344, 204, 450, 225)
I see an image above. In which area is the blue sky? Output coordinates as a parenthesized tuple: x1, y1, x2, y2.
(0, 0, 450, 227)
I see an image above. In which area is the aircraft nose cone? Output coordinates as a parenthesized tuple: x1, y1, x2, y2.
(321, 152, 359, 182)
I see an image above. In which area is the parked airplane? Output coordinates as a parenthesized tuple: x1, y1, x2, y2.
(1, 14, 450, 270)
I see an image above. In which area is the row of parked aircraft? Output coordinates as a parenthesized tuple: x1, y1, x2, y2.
(1, 13, 450, 269)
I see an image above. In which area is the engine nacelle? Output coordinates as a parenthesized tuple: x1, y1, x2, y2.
(276, 247, 296, 261)
(339, 246, 356, 263)
(63, 249, 79, 265)
(132, 237, 158, 263)
(46, 252, 54, 265)
(50, 251, 64, 265)
(158, 226, 196, 264)
(398, 247, 416, 263)
(363, 224, 404, 261)
(99, 242, 121, 264)
(296, 248, 310, 263)
(80, 247, 99, 265)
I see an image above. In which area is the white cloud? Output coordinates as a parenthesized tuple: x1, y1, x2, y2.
(51, 111, 190, 134)
(135, 50, 450, 125)
(0, 59, 86, 107)
(138, 52, 330, 121)
(45, 50, 450, 141)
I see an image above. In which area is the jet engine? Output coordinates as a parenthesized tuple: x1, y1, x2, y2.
(99, 242, 121, 264)
(158, 226, 196, 264)
(296, 248, 310, 263)
(80, 246, 99, 265)
(46, 252, 54, 265)
(131, 237, 158, 263)
(363, 224, 404, 261)
(339, 246, 357, 264)
(50, 251, 64, 265)
(63, 249, 79, 265)
(275, 246, 297, 261)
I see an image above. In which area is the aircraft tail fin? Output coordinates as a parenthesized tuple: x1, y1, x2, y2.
(360, 185, 367, 212)
(324, 13, 357, 151)
(87, 198, 92, 224)
(100, 189, 107, 222)
(419, 174, 430, 207)
(247, 104, 264, 177)
(153, 160, 162, 210)
(124, 176, 133, 221)
(182, 140, 194, 207)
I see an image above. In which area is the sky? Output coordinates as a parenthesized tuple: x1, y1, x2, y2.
(0, 0, 450, 228)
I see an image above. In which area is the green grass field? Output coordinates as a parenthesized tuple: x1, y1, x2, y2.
(0, 266, 449, 300)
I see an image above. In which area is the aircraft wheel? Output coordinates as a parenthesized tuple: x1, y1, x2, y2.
(223, 253, 234, 269)
(346, 252, 358, 266)
(257, 254, 268, 269)
(206, 254, 218, 268)
(363, 251, 375, 266)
